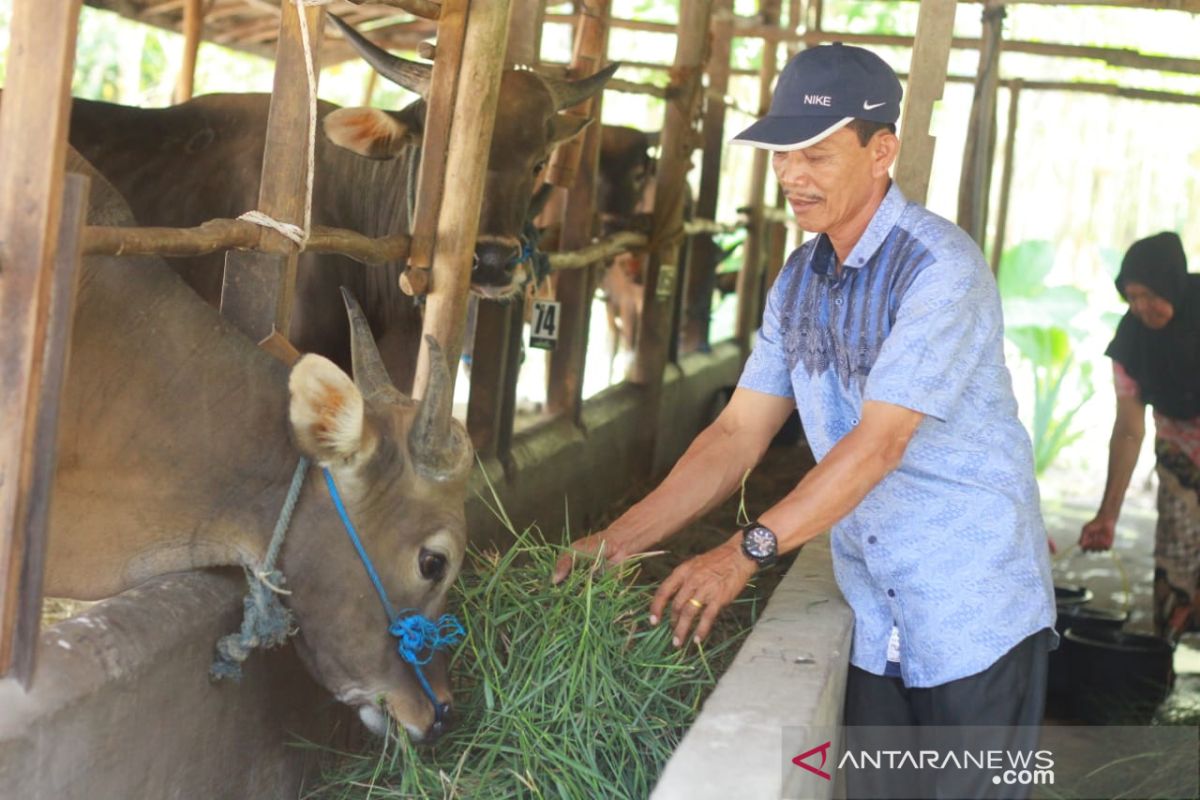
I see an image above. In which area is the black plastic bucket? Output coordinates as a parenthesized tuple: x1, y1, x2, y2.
(1055, 584, 1094, 607)
(1047, 605, 1131, 718)
(1064, 627, 1174, 724)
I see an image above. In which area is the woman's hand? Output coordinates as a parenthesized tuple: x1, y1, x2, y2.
(649, 538, 757, 648)
(1079, 516, 1116, 552)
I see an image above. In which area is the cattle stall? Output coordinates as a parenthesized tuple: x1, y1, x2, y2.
(3, 0, 1200, 797)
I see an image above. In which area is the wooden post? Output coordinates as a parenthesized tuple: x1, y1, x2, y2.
(219, 1, 324, 342)
(956, 1, 1005, 246)
(0, 0, 83, 682)
(894, 0, 956, 205)
(990, 80, 1021, 276)
(401, 0, 470, 300)
(680, 0, 734, 354)
(631, 0, 713, 385)
(546, 0, 610, 421)
(416, 0, 515, 396)
(466, 0, 545, 457)
(733, 0, 782, 353)
(174, 0, 204, 103)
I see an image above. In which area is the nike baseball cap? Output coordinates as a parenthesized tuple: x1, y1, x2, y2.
(731, 43, 902, 151)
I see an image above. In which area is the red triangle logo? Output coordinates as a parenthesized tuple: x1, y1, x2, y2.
(792, 740, 833, 781)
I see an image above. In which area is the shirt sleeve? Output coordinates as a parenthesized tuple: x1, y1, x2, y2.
(736, 263, 795, 399)
(863, 258, 1001, 421)
(1112, 360, 1139, 400)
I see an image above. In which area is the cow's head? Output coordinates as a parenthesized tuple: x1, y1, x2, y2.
(322, 15, 618, 299)
(597, 125, 658, 237)
(282, 290, 472, 741)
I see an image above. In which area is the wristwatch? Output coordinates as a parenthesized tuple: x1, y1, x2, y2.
(740, 521, 778, 569)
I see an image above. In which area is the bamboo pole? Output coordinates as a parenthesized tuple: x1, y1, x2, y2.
(894, 0, 957, 205)
(733, 0, 782, 353)
(174, 0, 204, 103)
(0, 0, 83, 683)
(956, 1, 1005, 245)
(546, 0, 611, 421)
(415, 0, 515, 396)
(681, 0, 734, 354)
(344, 0, 442, 18)
(82, 220, 412, 263)
(990, 81, 1022, 276)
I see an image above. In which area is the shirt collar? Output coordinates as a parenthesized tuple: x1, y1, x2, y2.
(809, 182, 909, 275)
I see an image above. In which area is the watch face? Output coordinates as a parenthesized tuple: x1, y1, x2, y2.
(744, 525, 777, 560)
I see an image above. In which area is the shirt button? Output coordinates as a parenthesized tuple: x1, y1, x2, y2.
(851, 418, 860, 425)
(835, 297, 844, 306)
(868, 535, 877, 544)
(887, 589, 896, 598)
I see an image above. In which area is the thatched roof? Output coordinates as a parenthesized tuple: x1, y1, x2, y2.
(84, 0, 439, 64)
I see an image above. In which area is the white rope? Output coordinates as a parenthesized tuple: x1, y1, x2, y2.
(238, 0, 332, 250)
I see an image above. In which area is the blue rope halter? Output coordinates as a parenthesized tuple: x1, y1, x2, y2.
(321, 468, 464, 725)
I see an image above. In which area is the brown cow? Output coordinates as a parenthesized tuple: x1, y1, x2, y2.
(43, 149, 472, 741)
(67, 15, 617, 389)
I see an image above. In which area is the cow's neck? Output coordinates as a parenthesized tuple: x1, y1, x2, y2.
(45, 239, 308, 599)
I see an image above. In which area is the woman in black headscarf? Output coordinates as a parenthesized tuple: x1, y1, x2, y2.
(1080, 231, 1200, 642)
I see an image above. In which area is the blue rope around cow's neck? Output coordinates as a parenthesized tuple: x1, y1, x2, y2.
(321, 467, 464, 720)
(211, 457, 308, 681)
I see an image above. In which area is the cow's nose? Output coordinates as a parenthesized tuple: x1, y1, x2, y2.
(427, 701, 454, 741)
(473, 242, 521, 288)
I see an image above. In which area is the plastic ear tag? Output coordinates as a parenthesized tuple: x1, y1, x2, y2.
(529, 299, 561, 350)
(655, 264, 677, 299)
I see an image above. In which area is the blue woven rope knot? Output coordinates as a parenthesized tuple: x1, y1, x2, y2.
(390, 612, 465, 666)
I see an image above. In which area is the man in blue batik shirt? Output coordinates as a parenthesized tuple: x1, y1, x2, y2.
(554, 43, 1056, 797)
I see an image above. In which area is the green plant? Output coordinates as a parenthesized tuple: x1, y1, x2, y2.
(998, 241, 1096, 475)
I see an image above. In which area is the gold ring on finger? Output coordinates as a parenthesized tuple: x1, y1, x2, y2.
(688, 597, 705, 609)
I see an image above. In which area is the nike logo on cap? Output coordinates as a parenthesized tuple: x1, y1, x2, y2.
(863, 100, 886, 110)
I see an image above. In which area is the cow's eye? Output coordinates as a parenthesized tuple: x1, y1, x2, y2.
(419, 547, 447, 582)
(532, 160, 548, 176)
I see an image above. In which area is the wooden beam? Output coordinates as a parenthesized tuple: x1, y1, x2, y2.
(11, 175, 88, 687)
(0, 0, 83, 682)
(681, 0, 734, 354)
(894, 0, 957, 205)
(219, 0, 324, 342)
(415, 0, 514, 395)
(956, 1, 1004, 245)
(467, 0, 545, 460)
(733, 0, 782, 353)
(632, 0, 715, 472)
(399, 0, 468, 299)
(547, 0, 611, 421)
(343, 0, 442, 19)
(991, 81, 1022, 276)
(174, 0, 204, 103)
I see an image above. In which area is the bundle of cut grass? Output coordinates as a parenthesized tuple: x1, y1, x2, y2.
(302, 525, 752, 800)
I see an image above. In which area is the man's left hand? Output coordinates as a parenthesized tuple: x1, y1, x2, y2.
(649, 538, 757, 648)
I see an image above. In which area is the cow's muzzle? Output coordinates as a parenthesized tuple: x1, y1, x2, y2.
(473, 239, 523, 289)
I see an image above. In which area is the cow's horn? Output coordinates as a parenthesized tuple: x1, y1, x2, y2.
(409, 335, 472, 481)
(330, 14, 431, 98)
(542, 62, 620, 112)
(341, 287, 408, 405)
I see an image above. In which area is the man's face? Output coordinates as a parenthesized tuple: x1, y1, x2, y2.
(1123, 281, 1175, 329)
(770, 126, 896, 236)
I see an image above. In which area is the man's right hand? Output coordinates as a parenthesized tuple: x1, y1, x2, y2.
(551, 528, 638, 585)
(1079, 516, 1116, 552)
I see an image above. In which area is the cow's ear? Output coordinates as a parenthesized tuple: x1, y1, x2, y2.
(548, 113, 593, 147)
(323, 108, 419, 159)
(288, 355, 378, 469)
